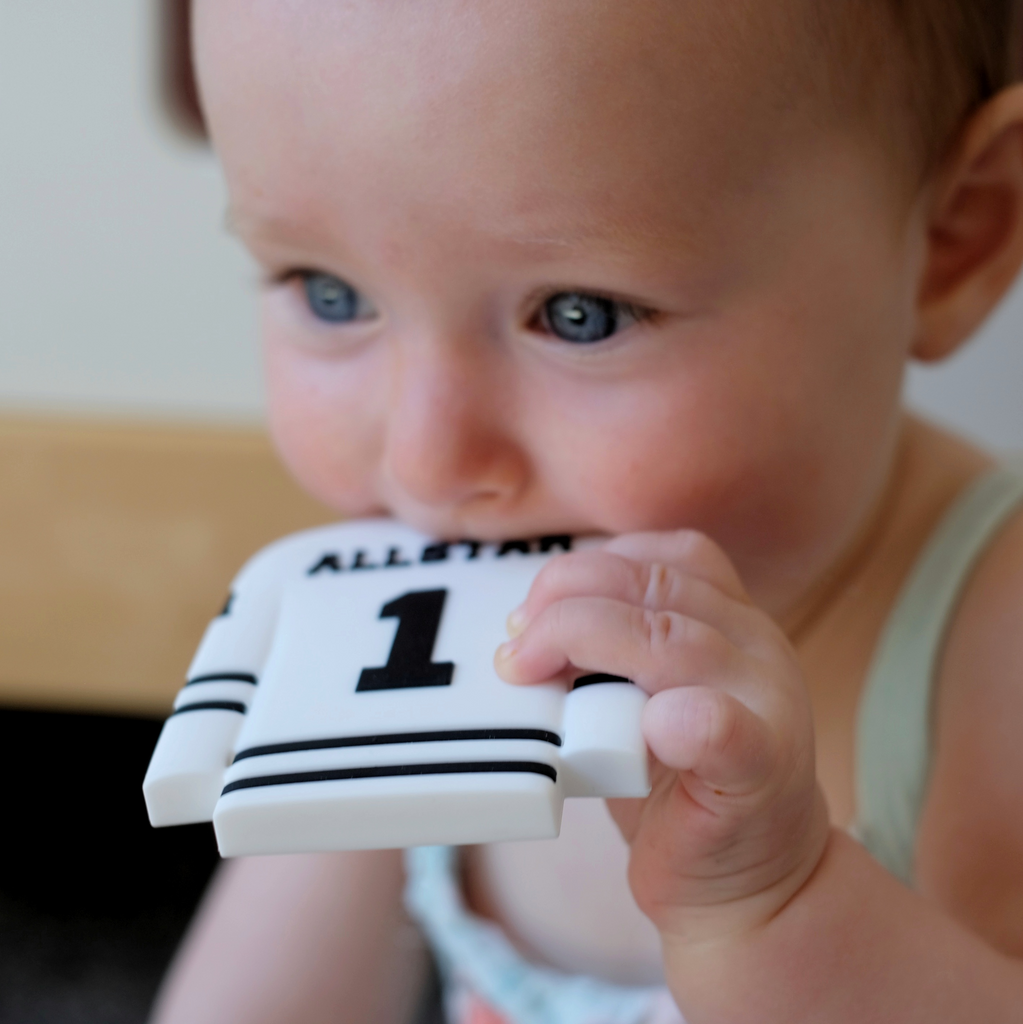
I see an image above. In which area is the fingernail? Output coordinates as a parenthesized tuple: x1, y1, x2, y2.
(496, 638, 520, 663)
(506, 605, 528, 638)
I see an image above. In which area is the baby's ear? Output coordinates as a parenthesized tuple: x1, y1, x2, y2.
(914, 83, 1023, 362)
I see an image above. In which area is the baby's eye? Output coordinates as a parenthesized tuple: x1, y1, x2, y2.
(301, 271, 376, 324)
(540, 292, 647, 344)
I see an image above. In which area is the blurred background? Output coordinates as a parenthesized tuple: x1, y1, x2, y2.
(0, 2, 1020, 1021)
(0, 3, 333, 1021)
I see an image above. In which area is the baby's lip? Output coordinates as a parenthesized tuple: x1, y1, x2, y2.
(564, 533, 615, 549)
(377, 495, 611, 548)
(426, 531, 612, 555)
(459, 532, 613, 553)
(411, 524, 613, 550)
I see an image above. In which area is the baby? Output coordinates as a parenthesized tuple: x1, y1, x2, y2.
(153, 1, 1023, 1022)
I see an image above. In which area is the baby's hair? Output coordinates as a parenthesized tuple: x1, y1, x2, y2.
(825, 0, 1023, 167)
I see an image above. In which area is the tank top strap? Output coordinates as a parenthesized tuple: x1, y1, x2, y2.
(855, 464, 1023, 885)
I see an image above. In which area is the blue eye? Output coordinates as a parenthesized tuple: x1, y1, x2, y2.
(542, 292, 640, 343)
(301, 272, 374, 323)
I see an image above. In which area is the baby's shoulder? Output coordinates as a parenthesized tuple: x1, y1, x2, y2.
(917, 496, 1023, 946)
(938, 493, 1023, 708)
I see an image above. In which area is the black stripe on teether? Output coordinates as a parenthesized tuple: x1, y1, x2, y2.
(221, 760, 557, 795)
(233, 728, 562, 764)
(572, 674, 633, 689)
(171, 701, 248, 716)
(186, 673, 258, 687)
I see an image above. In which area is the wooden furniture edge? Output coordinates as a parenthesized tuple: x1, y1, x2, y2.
(0, 414, 335, 716)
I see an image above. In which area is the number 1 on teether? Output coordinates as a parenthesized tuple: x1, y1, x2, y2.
(356, 589, 456, 692)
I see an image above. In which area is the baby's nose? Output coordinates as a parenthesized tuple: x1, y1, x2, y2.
(382, 343, 527, 511)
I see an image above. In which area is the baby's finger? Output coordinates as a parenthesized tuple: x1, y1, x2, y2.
(642, 685, 777, 794)
(510, 550, 759, 650)
(496, 596, 743, 695)
(602, 530, 749, 603)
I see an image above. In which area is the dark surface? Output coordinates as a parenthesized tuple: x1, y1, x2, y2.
(0, 708, 220, 1024)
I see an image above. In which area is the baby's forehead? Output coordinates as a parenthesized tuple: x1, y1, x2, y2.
(196, 0, 850, 243)
(196, 0, 825, 116)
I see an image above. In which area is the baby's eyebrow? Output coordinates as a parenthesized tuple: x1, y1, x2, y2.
(224, 205, 697, 270)
(223, 206, 297, 243)
(224, 205, 359, 256)
(471, 225, 692, 268)
(495, 234, 574, 250)
(478, 213, 700, 260)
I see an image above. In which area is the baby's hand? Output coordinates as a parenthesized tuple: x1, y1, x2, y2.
(495, 531, 830, 947)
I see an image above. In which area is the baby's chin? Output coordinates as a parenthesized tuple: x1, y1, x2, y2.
(286, 480, 579, 542)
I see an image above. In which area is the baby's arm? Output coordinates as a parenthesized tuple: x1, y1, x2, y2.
(150, 850, 429, 1024)
(498, 529, 1023, 1022)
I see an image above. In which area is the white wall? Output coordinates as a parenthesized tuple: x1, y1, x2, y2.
(0, 2, 1020, 447)
(0, 2, 261, 423)
(907, 283, 1023, 454)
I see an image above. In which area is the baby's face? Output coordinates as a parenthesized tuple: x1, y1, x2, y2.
(196, 0, 925, 611)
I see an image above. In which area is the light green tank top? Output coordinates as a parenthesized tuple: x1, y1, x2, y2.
(855, 464, 1023, 885)
(405, 465, 1023, 1024)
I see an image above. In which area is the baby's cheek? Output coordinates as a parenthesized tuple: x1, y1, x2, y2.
(541, 407, 750, 535)
(534, 384, 824, 600)
(263, 340, 385, 516)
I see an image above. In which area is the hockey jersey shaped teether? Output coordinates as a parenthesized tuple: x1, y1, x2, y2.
(143, 520, 650, 856)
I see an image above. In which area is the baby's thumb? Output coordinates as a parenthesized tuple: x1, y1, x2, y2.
(641, 686, 776, 795)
